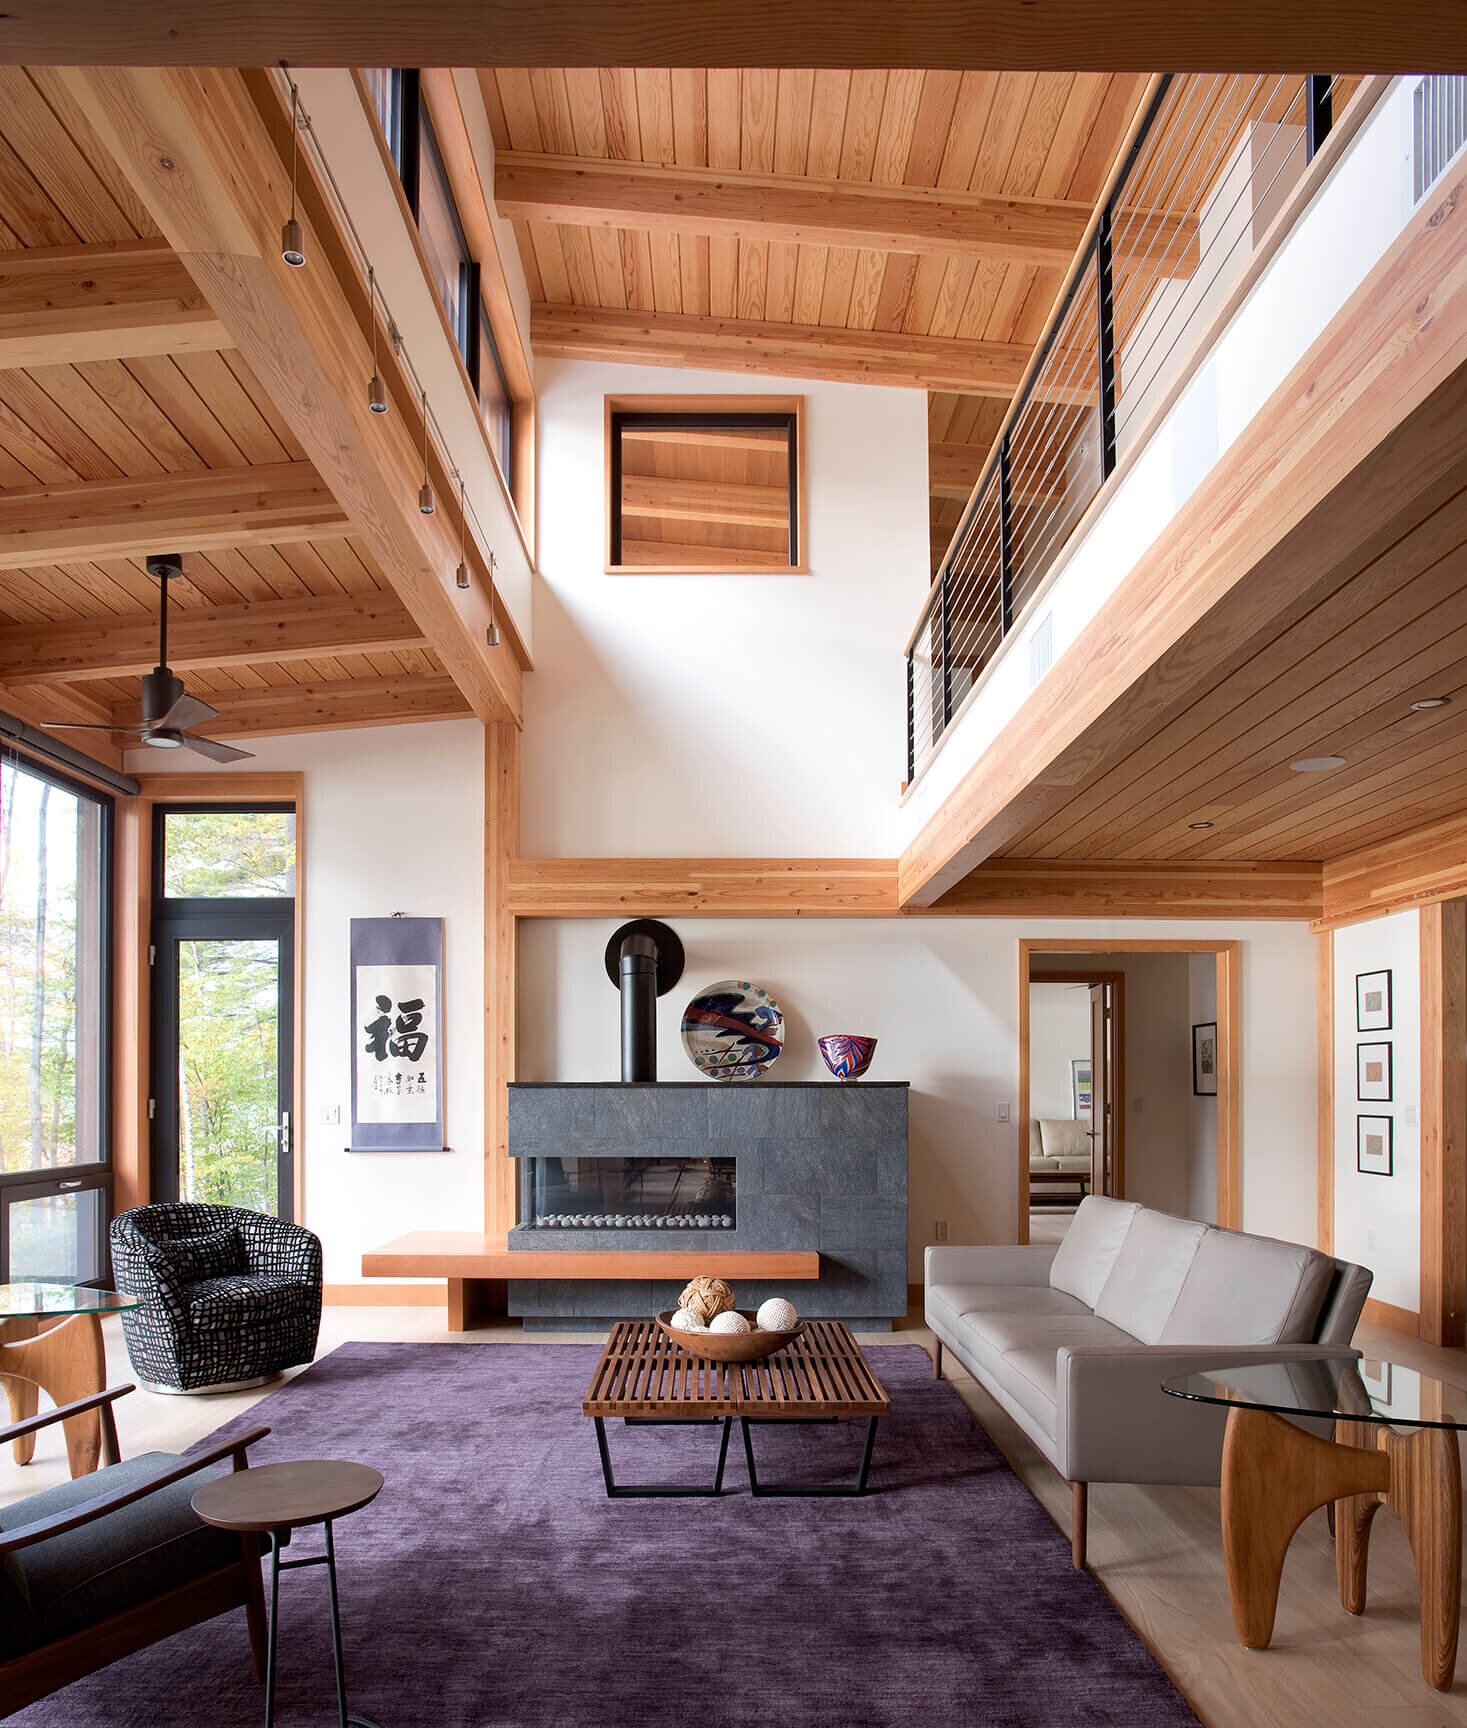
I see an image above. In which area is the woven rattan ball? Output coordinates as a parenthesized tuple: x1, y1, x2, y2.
(679, 1276, 735, 1325)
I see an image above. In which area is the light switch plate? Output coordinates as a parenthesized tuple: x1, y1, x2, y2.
(997, 1102, 1011, 1122)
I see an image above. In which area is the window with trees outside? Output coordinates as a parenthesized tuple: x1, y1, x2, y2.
(0, 753, 111, 1284)
(151, 806, 297, 1220)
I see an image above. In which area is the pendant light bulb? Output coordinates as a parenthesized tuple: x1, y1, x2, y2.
(486, 549, 500, 646)
(455, 476, 470, 587)
(281, 79, 306, 268)
(366, 266, 388, 413)
(418, 389, 435, 514)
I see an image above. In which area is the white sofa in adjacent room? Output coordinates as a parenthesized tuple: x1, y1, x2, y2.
(925, 1196, 1373, 1567)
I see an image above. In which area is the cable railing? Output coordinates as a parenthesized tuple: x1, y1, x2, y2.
(906, 72, 1348, 786)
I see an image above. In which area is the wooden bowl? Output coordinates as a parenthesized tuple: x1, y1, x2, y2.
(654, 1309, 804, 1363)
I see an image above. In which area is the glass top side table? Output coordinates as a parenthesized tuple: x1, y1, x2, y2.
(0, 1282, 140, 1477)
(1162, 1355, 1467, 1691)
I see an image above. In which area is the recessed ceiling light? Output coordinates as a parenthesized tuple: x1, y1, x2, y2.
(1290, 755, 1347, 772)
(1411, 696, 1451, 711)
(1188, 821, 1214, 830)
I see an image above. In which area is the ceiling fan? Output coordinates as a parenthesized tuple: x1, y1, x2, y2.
(41, 553, 253, 763)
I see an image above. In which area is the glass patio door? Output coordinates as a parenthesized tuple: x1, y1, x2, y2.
(149, 806, 296, 1219)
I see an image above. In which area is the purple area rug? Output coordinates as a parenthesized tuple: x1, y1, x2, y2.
(16, 1342, 1199, 1728)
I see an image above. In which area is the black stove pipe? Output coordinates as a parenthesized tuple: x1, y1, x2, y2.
(619, 933, 658, 1081)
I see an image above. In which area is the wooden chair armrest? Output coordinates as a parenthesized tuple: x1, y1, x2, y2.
(0, 1424, 271, 1557)
(0, 1384, 135, 1448)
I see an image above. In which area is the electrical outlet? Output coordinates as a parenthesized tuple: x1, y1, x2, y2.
(997, 1101, 1011, 1123)
(935, 1220, 949, 1243)
(1406, 1104, 1418, 1127)
(318, 1104, 340, 1126)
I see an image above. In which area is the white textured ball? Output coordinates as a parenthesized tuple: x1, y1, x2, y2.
(709, 1310, 751, 1334)
(670, 1308, 705, 1332)
(756, 1297, 798, 1332)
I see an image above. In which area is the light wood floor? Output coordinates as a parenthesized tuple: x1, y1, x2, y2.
(3, 1306, 1465, 1728)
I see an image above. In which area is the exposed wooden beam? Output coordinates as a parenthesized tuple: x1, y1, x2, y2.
(899, 157, 1467, 905)
(623, 426, 788, 456)
(0, 462, 348, 569)
(0, 593, 425, 686)
(532, 304, 1078, 399)
(0, 238, 230, 369)
(66, 66, 521, 727)
(0, 681, 124, 771)
(1316, 809, 1467, 930)
(930, 859, 1324, 919)
(498, 154, 1099, 268)
(619, 538, 795, 572)
(4, 3, 1457, 72)
(507, 858, 900, 917)
(928, 440, 1066, 504)
(621, 474, 788, 529)
(122, 673, 472, 740)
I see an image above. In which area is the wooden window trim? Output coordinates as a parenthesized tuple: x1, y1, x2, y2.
(604, 393, 809, 576)
(351, 68, 537, 570)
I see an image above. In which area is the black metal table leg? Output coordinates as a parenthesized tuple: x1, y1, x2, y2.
(263, 1522, 382, 1728)
(594, 1414, 732, 1497)
(741, 1415, 881, 1496)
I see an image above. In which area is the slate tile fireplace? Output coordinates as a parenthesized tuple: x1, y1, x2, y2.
(506, 1081, 908, 1328)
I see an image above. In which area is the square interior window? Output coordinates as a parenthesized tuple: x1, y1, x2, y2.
(606, 396, 806, 574)
(162, 808, 297, 899)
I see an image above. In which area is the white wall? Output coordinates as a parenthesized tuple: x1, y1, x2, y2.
(129, 723, 486, 1284)
(1333, 909, 1420, 1312)
(1029, 982, 1090, 1119)
(520, 918, 1318, 1271)
(523, 358, 931, 857)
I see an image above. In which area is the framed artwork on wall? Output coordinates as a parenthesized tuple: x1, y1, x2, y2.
(1192, 1021, 1218, 1096)
(1071, 1058, 1092, 1118)
(1356, 969, 1393, 1032)
(1357, 1041, 1394, 1102)
(1357, 1114, 1394, 1176)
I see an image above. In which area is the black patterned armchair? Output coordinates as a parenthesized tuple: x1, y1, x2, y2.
(111, 1203, 323, 1394)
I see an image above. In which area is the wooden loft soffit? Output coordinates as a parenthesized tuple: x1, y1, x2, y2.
(61, 64, 523, 728)
(0, 4, 1457, 70)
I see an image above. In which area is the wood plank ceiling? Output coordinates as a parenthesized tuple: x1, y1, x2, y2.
(0, 65, 470, 759)
(480, 67, 1149, 571)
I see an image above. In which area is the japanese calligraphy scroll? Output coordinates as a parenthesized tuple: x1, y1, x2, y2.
(349, 916, 445, 1152)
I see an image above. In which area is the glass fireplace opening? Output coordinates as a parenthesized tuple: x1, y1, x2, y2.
(526, 1156, 735, 1229)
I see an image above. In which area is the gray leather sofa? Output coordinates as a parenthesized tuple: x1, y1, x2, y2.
(925, 1196, 1373, 1567)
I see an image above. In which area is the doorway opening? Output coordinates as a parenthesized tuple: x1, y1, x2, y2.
(1019, 939, 1238, 1246)
(149, 803, 297, 1219)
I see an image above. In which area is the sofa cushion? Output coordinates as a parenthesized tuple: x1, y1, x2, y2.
(1161, 1228, 1335, 1346)
(927, 1283, 1090, 1336)
(1040, 1120, 1091, 1159)
(1094, 1210, 1209, 1344)
(942, 1297, 1106, 1375)
(0, 1453, 250, 1660)
(1048, 1196, 1141, 1307)
(186, 1272, 313, 1331)
(996, 1348, 1061, 1440)
(1029, 1119, 1044, 1160)
(144, 1225, 247, 1287)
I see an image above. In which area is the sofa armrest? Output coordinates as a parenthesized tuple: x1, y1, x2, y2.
(925, 1243, 1059, 1288)
(1057, 1342, 1357, 1485)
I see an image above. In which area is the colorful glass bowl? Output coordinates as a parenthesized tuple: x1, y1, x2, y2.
(818, 1035, 878, 1081)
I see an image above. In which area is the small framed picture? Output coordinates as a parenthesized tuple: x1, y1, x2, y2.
(1071, 1058, 1092, 1118)
(1357, 1041, 1393, 1102)
(1356, 969, 1393, 1032)
(1192, 1022, 1218, 1096)
(1357, 1114, 1393, 1176)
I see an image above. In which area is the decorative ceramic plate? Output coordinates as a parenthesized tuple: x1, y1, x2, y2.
(680, 980, 784, 1081)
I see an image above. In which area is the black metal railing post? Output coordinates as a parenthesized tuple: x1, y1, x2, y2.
(939, 569, 952, 726)
(1307, 75, 1333, 160)
(906, 651, 916, 784)
(1096, 211, 1118, 480)
(998, 434, 1014, 635)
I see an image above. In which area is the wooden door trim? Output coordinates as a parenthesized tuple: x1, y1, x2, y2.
(1419, 900, 1467, 1347)
(1019, 938, 1240, 1241)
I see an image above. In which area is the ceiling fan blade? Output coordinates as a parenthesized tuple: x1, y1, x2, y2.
(156, 692, 217, 731)
(38, 720, 143, 733)
(181, 734, 254, 764)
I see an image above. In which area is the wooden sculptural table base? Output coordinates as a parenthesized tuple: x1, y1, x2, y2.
(1220, 1406, 1461, 1691)
(0, 1313, 112, 1478)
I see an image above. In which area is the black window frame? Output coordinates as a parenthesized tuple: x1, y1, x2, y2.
(148, 801, 298, 1221)
(608, 408, 802, 570)
(0, 751, 114, 1287)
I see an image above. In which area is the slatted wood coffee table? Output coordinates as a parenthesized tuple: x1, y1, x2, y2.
(583, 1319, 891, 1498)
